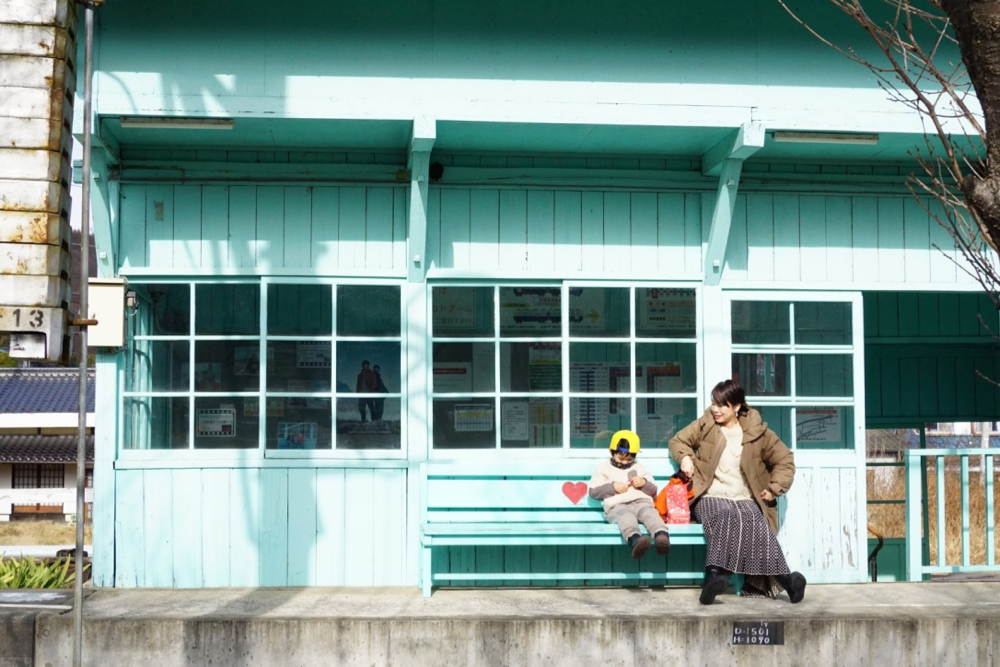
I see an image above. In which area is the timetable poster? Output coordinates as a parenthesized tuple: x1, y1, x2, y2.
(638, 288, 696, 333)
(196, 408, 236, 437)
(454, 403, 493, 432)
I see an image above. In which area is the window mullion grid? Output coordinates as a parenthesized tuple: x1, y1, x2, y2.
(494, 285, 501, 450)
(188, 282, 196, 450)
(629, 286, 637, 431)
(259, 283, 268, 452)
(561, 284, 570, 451)
(788, 302, 797, 449)
(330, 284, 337, 451)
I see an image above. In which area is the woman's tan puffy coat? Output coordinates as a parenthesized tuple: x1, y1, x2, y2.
(668, 407, 795, 534)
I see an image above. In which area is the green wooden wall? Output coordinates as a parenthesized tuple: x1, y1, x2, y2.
(865, 292, 1000, 424)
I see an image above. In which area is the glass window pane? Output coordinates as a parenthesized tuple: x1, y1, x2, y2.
(569, 398, 632, 448)
(501, 342, 562, 392)
(196, 284, 260, 335)
(124, 396, 189, 450)
(732, 353, 789, 396)
(432, 286, 494, 337)
(500, 287, 561, 338)
(136, 283, 190, 335)
(797, 406, 854, 450)
(795, 354, 853, 397)
(636, 288, 696, 338)
(758, 405, 792, 446)
(432, 399, 495, 449)
(193, 397, 258, 449)
(433, 342, 495, 392)
(337, 285, 400, 336)
(267, 398, 332, 450)
(501, 397, 562, 448)
(149, 341, 189, 392)
(336, 341, 400, 393)
(731, 301, 790, 344)
(335, 397, 400, 448)
(570, 287, 629, 337)
(636, 343, 697, 393)
(194, 341, 263, 392)
(570, 343, 630, 392)
(636, 397, 698, 449)
(794, 302, 852, 345)
(268, 284, 332, 335)
(267, 341, 331, 392)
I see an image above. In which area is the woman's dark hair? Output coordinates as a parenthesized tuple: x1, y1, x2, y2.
(711, 379, 749, 416)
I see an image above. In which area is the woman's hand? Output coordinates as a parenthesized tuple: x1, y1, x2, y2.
(613, 482, 629, 494)
(680, 456, 694, 477)
(630, 477, 645, 488)
(760, 489, 774, 502)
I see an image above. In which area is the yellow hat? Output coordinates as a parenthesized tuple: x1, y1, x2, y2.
(610, 429, 640, 455)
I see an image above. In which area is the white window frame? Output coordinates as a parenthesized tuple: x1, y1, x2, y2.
(427, 281, 703, 459)
(119, 276, 407, 462)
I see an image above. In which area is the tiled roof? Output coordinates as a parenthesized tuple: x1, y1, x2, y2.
(0, 434, 95, 463)
(0, 368, 95, 414)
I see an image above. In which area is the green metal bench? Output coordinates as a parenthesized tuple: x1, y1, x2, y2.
(419, 460, 706, 596)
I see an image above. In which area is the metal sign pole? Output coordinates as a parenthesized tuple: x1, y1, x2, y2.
(74, 2, 96, 665)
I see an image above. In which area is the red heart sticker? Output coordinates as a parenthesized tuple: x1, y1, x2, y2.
(562, 482, 588, 504)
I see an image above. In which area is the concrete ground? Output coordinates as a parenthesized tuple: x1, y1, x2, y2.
(4, 581, 1000, 666)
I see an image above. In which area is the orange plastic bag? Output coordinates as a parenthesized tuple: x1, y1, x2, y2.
(655, 472, 693, 524)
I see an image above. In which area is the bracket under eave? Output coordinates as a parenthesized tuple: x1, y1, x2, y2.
(407, 116, 436, 282)
(701, 122, 764, 286)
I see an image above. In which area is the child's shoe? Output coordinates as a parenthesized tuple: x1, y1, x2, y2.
(653, 531, 670, 556)
(627, 533, 650, 559)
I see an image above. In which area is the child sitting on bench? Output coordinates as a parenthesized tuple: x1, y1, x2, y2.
(588, 429, 671, 559)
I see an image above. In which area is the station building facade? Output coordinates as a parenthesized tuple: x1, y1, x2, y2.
(78, 1, 997, 588)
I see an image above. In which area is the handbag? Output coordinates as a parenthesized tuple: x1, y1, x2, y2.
(655, 471, 693, 524)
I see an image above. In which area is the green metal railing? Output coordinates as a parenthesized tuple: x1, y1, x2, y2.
(906, 448, 997, 580)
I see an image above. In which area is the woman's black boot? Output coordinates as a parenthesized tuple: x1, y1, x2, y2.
(699, 566, 728, 605)
(777, 571, 807, 603)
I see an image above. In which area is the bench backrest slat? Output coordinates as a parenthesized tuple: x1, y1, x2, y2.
(422, 460, 679, 525)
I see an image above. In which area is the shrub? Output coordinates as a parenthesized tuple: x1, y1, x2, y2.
(0, 555, 87, 589)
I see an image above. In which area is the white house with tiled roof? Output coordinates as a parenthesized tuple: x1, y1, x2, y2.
(0, 368, 95, 522)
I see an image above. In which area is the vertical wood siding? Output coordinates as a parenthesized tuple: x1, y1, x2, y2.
(427, 188, 704, 278)
(865, 292, 1000, 422)
(778, 464, 861, 583)
(114, 467, 408, 587)
(118, 184, 408, 274)
(728, 193, 973, 286)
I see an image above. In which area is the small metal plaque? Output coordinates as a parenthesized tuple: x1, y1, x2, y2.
(732, 621, 784, 645)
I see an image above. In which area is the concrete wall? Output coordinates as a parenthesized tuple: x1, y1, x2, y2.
(29, 614, 1000, 667)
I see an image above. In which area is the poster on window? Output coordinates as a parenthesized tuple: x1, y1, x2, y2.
(193, 363, 222, 391)
(296, 341, 332, 368)
(197, 408, 235, 437)
(432, 286, 476, 330)
(433, 362, 473, 393)
(796, 408, 841, 443)
(528, 343, 561, 391)
(502, 400, 529, 440)
(499, 287, 561, 332)
(638, 288, 695, 333)
(567, 287, 607, 331)
(277, 421, 318, 449)
(455, 403, 494, 432)
(528, 398, 562, 447)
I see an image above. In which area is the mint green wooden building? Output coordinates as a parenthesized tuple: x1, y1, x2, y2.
(79, 1, 998, 589)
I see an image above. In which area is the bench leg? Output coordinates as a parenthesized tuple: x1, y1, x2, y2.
(422, 545, 433, 597)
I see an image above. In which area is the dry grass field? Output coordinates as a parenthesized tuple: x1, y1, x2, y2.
(0, 521, 92, 545)
(868, 460, 1000, 565)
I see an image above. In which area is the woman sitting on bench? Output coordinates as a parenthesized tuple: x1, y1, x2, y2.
(670, 379, 807, 604)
